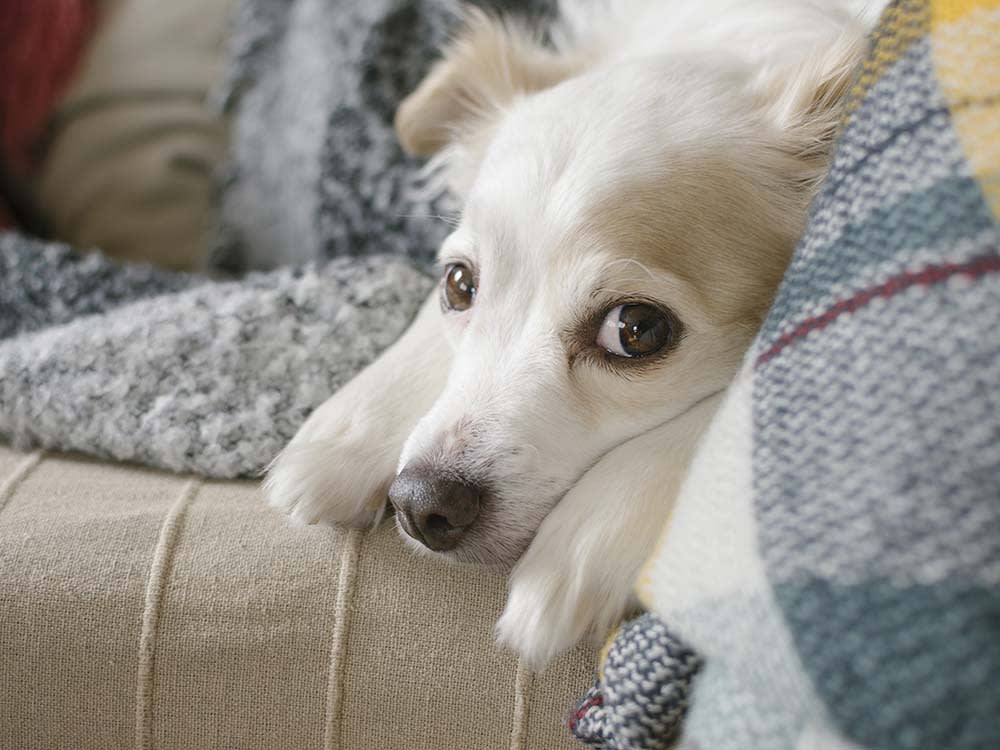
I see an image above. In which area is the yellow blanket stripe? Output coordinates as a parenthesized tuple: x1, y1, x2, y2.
(932, 0, 1000, 217)
(846, 0, 930, 116)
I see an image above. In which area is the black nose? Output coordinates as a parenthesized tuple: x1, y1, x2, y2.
(388, 466, 481, 552)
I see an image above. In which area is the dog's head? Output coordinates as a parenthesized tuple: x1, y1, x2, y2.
(389, 9, 866, 565)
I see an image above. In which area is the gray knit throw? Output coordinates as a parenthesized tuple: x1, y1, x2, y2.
(0, 236, 431, 476)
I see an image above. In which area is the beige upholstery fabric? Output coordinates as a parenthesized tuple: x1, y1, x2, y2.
(33, 0, 232, 270)
(0, 446, 596, 749)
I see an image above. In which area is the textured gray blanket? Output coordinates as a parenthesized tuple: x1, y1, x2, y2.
(213, 0, 552, 272)
(1, 0, 562, 476)
(0, 234, 431, 476)
(213, 0, 457, 272)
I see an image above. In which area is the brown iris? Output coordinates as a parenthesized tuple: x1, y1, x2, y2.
(443, 263, 476, 311)
(614, 303, 672, 357)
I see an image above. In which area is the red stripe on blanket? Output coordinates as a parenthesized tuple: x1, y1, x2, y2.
(756, 252, 1000, 367)
(568, 693, 604, 732)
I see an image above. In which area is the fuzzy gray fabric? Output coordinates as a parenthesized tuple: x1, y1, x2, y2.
(212, 0, 554, 273)
(0, 234, 199, 340)
(0, 233, 431, 476)
(212, 0, 453, 271)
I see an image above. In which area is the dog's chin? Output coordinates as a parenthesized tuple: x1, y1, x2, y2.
(393, 515, 530, 570)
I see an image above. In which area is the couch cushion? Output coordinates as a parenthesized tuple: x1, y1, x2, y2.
(0, 445, 595, 749)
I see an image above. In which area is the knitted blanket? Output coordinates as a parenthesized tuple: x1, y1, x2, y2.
(572, 1, 1000, 747)
(0, 235, 431, 477)
(212, 0, 553, 272)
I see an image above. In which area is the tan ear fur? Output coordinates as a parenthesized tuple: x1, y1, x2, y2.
(394, 10, 582, 157)
(767, 26, 870, 186)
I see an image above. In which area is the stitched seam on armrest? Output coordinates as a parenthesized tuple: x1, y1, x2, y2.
(135, 478, 200, 750)
(510, 658, 534, 750)
(0, 450, 44, 518)
(324, 528, 364, 750)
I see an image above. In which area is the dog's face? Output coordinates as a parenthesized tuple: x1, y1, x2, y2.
(388, 14, 858, 566)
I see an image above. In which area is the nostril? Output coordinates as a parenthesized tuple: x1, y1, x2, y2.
(442, 483, 480, 528)
(425, 513, 454, 534)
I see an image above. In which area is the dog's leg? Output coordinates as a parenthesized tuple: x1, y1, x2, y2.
(265, 293, 451, 527)
(495, 392, 724, 666)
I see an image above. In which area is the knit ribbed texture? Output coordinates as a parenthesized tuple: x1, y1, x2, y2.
(0, 235, 432, 477)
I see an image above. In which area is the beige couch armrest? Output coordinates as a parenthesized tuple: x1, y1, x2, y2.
(0, 446, 595, 748)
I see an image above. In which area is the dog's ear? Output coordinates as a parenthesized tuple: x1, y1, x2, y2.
(764, 25, 870, 186)
(395, 10, 580, 159)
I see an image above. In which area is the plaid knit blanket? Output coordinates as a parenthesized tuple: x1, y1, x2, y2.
(572, 1, 1000, 747)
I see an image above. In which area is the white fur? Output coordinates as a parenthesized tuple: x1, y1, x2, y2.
(267, 0, 885, 665)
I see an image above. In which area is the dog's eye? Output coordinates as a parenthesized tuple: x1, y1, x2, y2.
(597, 303, 673, 358)
(443, 263, 476, 311)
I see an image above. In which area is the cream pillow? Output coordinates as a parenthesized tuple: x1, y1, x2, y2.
(34, 0, 232, 270)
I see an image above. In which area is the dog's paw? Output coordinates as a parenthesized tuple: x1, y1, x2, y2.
(263, 383, 406, 528)
(491, 409, 700, 666)
(494, 571, 594, 667)
(495, 544, 633, 667)
(264, 432, 397, 527)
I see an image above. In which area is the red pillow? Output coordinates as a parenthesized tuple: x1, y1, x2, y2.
(0, 0, 97, 227)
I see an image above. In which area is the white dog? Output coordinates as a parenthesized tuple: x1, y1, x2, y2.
(266, 0, 884, 666)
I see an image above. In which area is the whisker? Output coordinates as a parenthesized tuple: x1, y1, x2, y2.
(394, 212, 462, 227)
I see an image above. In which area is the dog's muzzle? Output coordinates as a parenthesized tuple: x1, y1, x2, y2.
(388, 466, 481, 552)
